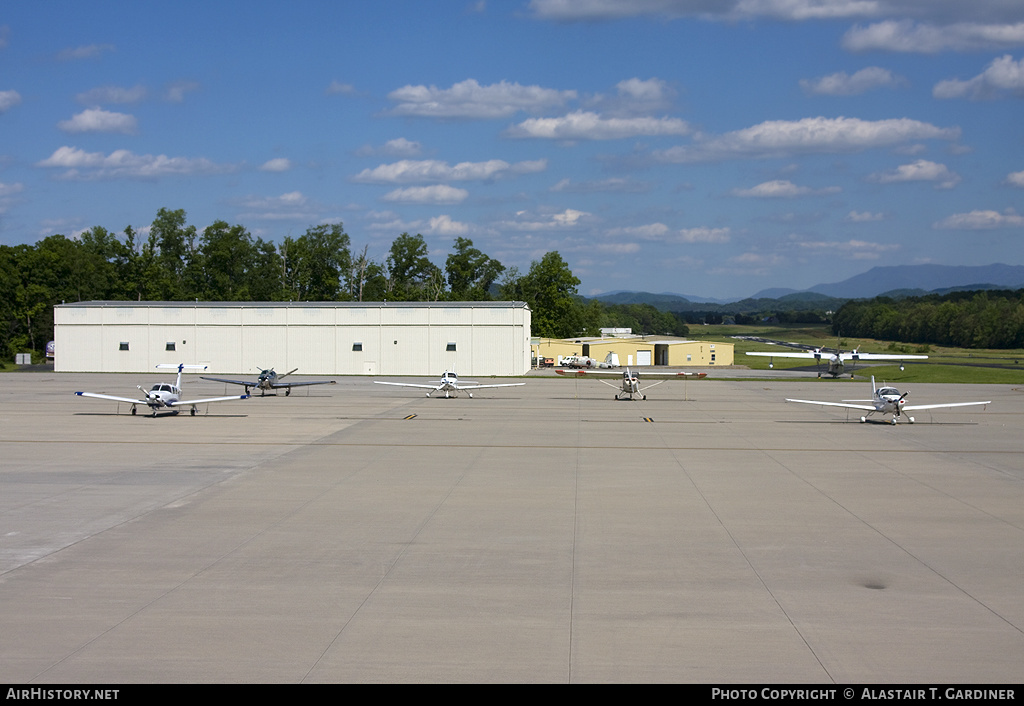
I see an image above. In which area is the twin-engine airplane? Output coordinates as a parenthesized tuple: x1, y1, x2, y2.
(201, 367, 335, 396)
(374, 371, 525, 398)
(75, 364, 249, 416)
(746, 346, 927, 378)
(786, 376, 990, 424)
(556, 367, 706, 400)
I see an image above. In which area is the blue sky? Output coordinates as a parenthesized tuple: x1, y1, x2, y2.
(2, 0, 1023, 299)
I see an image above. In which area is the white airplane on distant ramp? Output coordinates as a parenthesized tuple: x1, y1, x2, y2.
(75, 364, 250, 416)
(374, 371, 525, 398)
(786, 376, 990, 424)
(746, 346, 927, 378)
(201, 367, 335, 396)
(556, 366, 706, 400)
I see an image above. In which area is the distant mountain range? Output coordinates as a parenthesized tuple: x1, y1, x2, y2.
(593, 263, 1024, 311)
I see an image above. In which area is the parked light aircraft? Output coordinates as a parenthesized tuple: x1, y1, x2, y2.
(746, 345, 927, 378)
(786, 376, 990, 424)
(201, 367, 335, 396)
(373, 371, 525, 398)
(75, 364, 249, 416)
(556, 367, 706, 400)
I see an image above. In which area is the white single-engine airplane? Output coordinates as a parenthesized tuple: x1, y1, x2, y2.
(201, 367, 335, 396)
(786, 376, 990, 424)
(556, 367, 706, 400)
(75, 364, 250, 416)
(746, 346, 928, 378)
(373, 371, 525, 398)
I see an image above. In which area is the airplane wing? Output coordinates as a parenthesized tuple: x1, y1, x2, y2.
(555, 369, 705, 378)
(902, 401, 990, 412)
(270, 380, 336, 389)
(747, 351, 818, 359)
(75, 391, 148, 405)
(840, 352, 929, 361)
(373, 381, 442, 390)
(457, 383, 526, 390)
(200, 376, 258, 387)
(785, 398, 876, 411)
(168, 395, 250, 406)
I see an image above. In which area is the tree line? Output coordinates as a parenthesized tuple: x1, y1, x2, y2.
(832, 290, 1024, 349)
(1, 208, 687, 361)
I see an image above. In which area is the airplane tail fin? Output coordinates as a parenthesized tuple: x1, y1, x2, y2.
(871, 375, 876, 395)
(156, 363, 207, 388)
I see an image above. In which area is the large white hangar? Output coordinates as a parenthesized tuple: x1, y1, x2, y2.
(54, 301, 532, 377)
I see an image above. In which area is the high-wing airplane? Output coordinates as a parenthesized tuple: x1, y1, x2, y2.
(746, 345, 928, 378)
(786, 376, 990, 424)
(201, 367, 335, 396)
(373, 371, 525, 398)
(75, 364, 250, 416)
(556, 367, 706, 400)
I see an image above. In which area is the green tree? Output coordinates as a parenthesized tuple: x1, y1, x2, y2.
(199, 221, 256, 300)
(516, 251, 586, 338)
(445, 237, 504, 301)
(385, 233, 442, 301)
(282, 223, 351, 300)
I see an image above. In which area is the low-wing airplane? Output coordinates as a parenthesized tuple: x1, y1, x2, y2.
(201, 367, 335, 396)
(556, 367, 706, 400)
(75, 364, 249, 416)
(786, 376, 990, 424)
(373, 371, 525, 398)
(746, 345, 928, 378)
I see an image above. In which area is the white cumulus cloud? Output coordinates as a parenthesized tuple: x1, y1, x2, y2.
(933, 55, 1024, 99)
(933, 208, 1024, 229)
(76, 85, 146, 105)
(1006, 171, 1024, 187)
(388, 79, 576, 118)
(868, 159, 960, 188)
(656, 116, 959, 162)
(731, 180, 840, 197)
(506, 110, 690, 140)
(382, 185, 469, 204)
(37, 146, 231, 180)
(58, 108, 137, 134)
(843, 20, 1024, 53)
(260, 158, 292, 172)
(800, 67, 905, 95)
(0, 89, 21, 113)
(353, 158, 545, 183)
(846, 210, 885, 222)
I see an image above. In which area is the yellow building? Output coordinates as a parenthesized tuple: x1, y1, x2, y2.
(534, 336, 732, 368)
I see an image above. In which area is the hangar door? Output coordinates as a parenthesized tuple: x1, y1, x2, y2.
(637, 349, 652, 366)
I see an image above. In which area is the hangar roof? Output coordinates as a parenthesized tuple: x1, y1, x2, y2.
(57, 300, 530, 310)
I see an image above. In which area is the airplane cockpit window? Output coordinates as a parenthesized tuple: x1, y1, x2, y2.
(879, 388, 899, 396)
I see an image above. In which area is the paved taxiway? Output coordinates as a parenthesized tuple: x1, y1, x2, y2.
(1, 371, 1022, 682)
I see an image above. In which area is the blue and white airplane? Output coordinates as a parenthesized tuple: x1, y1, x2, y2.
(374, 371, 524, 398)
(202, 367, 335, 396)
(75, 364, 249, 416)
(786, 376, 990, 424)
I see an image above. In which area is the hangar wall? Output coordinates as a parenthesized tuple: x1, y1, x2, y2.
(54, 301, 532, 376)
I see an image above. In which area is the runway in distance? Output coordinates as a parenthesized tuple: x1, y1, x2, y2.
(745, 342, 927, 378)
(786, 376, 990, 424)
(556, 366, 706, 401)
(201, 367, 335, 396)
(373, 371, 525, 398)
(75, 364, 249, 416)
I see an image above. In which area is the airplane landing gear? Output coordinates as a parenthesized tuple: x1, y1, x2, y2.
(131, 406, 137, 416)
(190, 408, 197, 416)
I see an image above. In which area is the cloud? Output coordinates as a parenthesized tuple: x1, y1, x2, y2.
(843, 21, 1024, 53)
(506, 110, 691, 139)
(791, 238, 899, 259)
(800, 67, 905, 95)
(731, 179, 840, 197)
(382, 185, 469, 204)
(57, 44, 114, 61)
(528, 0, 882, 21)
(426, 214, 472, 235)
(326, 80, 355, 95)
(677, 226, 731, 243)
(933, 55, 1024, 99)
(37, 146, 232, 180)
(260, 158, 292, 172)
(1006, 171, 1024, 187)
(235, 192, 319, 221)
(387, 79, 576, 118)
(496, 208, 592, 231)
(656, 116, 959, 162)
(587, 77, 677, 115)
(933, 208, 1024, 229)
(353, 158, 546, 183)
(355, 138, 423, 158)
(58, 108, 137, 134)
(846, 210, 885, 222)
(606, 223, 670, 239)
(551, 177, 651, 193)
(868, 159, 960, 188)
(0, 90, 21, 113)
(76, 85, 146, 105)
(164, 81, 198, 103)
